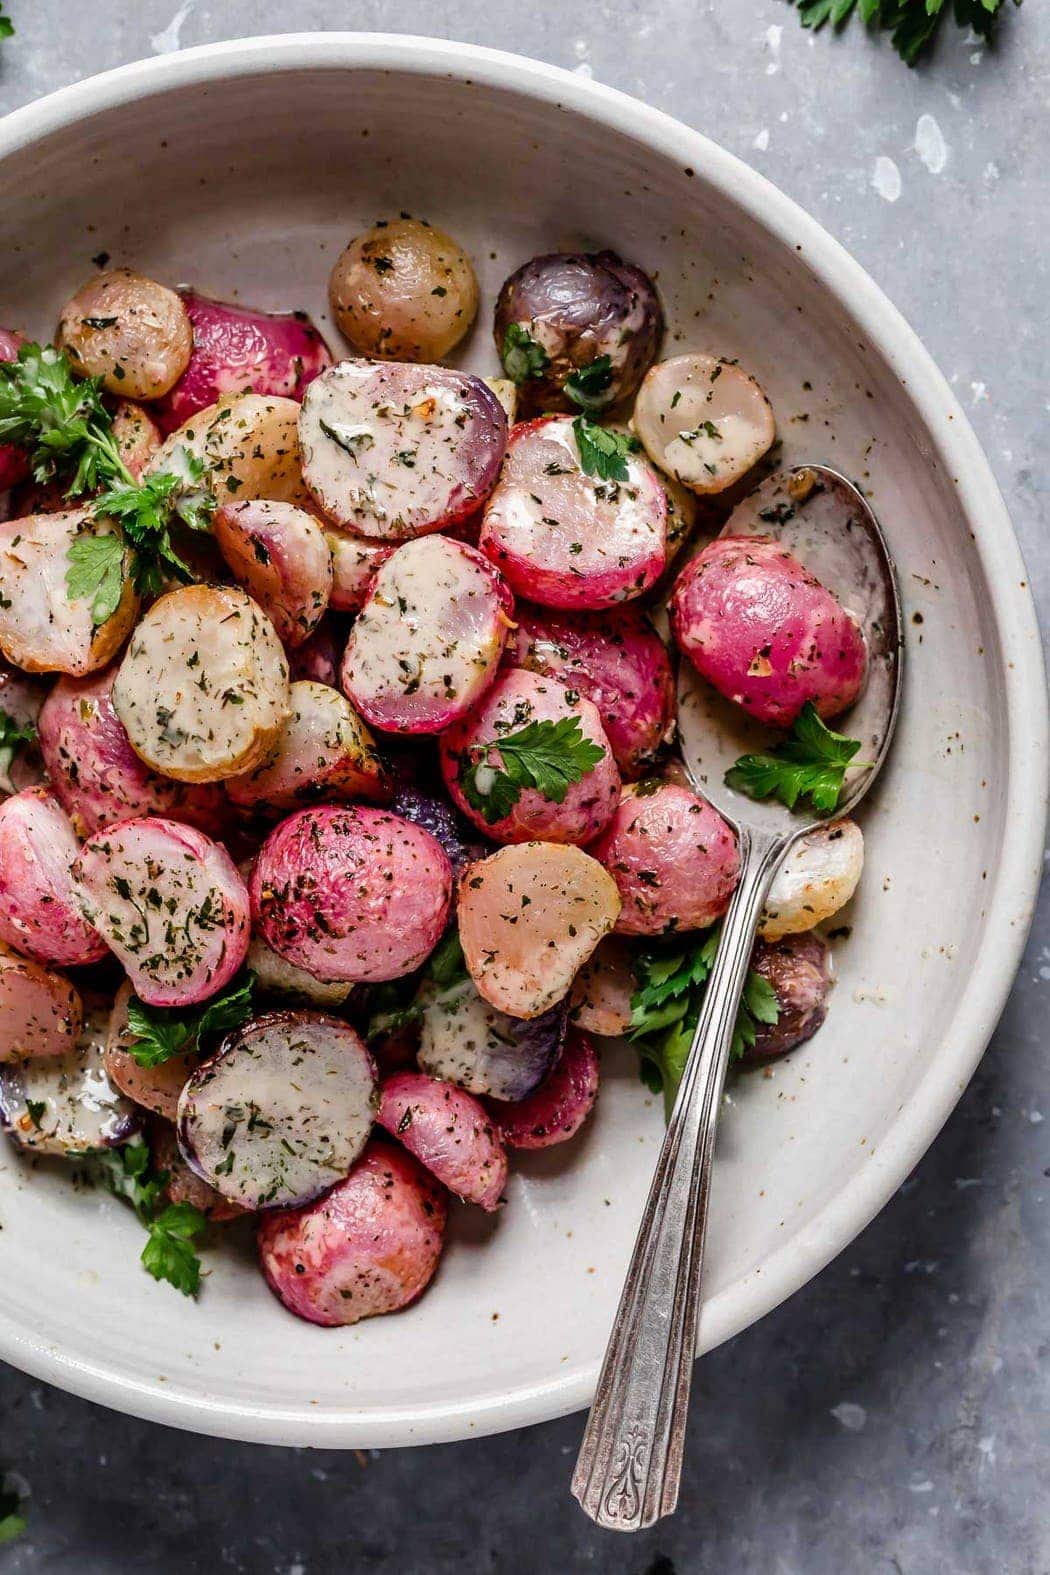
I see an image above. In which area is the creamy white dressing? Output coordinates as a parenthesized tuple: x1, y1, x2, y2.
(0, 1005, 137, 1155)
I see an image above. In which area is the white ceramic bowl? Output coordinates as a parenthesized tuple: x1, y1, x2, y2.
(0, 35, 1045, 1449)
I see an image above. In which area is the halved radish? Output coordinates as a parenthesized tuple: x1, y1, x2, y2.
(213, 499, 333, 648)
(0, 1002, 140, 1154)
(0, 788, 108, 966)
(478, 416, 667, 609)
(151, 1120, 247, 1222)
(569, 935, 636, 1037)
(111, 584, 291, 783)
(505, 605, 675, 780)
(299, 360, 507, 540)
(457, 842, 621, 1018)
(326, 529, 393, 613)
(246, 936, 353, 1008)
(250, 805, 452, 984)
(0, 946, 82, 1061)
(439, 667, 619, 845)
(633, 352, 776, 495)
(38, 666, 227, 837)
(341, 535, 514, 735)
(288, 617, 341, 687)
(177, 1011, 377, 1210)
(72, 816, 250, 1007)
(103, 980, 198, 1121)
(377, 1070, 507, 1211)
(146, 392, 311, 508)
(225, 681, 390, 812)
(489, 1030, 599, 1150)
(416, 972, 566, 1100)
(760, 819, 864, 939)
(257, 1139, 447, 1326)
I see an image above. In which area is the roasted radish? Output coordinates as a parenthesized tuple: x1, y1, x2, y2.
(103, 981, 199, 1121)
(0, 946, 82, 1062)
(72, 816, 250, 1007)
(177, 1011, 377, 1210)
(329, 218, 479, 362)
(0, 1002, 139, 1154)
(377, 1070, 507, 1211)
(246, 936, 353, 1008)
(478, 416, 667, 608)
(416, 972, 566, 1100)
(299, 360, 507, 540)
(257, 1139, 446, 1326)
(761, 819, 864, 939)
(633, 353, 776, 495)
(457, 842, 621, 1018)
(746, 933, 833, 1062)
(112, 584, 291, 782)
(146, 392, 311, 508)
(326, 528, 393, 613)
(489, 1030, 599, 1150)
(213, 499, 333, 647)
(569, 935, 636, 1037)
(250, 805, 452, 983)
(225, 681, 389, 813)
(57, 268, 193, 400)
(341, 535, 513, 734)
(0, 788, 108, 966)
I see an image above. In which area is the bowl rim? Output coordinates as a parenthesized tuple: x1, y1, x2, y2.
(0, 31, 1045, 1449)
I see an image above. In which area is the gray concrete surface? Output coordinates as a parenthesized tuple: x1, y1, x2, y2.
(0, 3, 1047, 1571)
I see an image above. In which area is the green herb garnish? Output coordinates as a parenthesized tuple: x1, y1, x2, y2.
(564, 355, 614, 411)
(366, 926, 469, 1042)
(725, 702, 866, 815)
(628, 930, 780, 1118)
(0, 7, 13, 42)
(501, 323, 549, 385)
(457, 715, 606, 826)
(91, 1140, 207, 1297)
(572, 416, 639, 484)
(0, 709, 36, 792)
(125, 972, 255, 1068)
(789, 0, 1021, 65)
(0, 1477, 26, 1545)
(0, 342, 216, 625)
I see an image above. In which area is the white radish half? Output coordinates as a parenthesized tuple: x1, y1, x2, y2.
(213, 499, 333, 648)
(226, 681, 389, 812)
(72, 816, 250, 1007)
(340, 535, 514, 734)
(760, 819, 864, 940)
(326, 528, 392, 613)
(0, 946, 83, 1061)
(632, 353, 776, 495)
(457, 842, 621, 1018)
(112, 584, 291, 783)
(0, 1002, 140, 1154)
(569, 935, 637, 1037)
(298, 360, 507, 540)
(176, 1010, 377, 1210)
(146, 392, 312, 508)
(0, 509, 138, 676)
(478, 416, 668, 609)
(377, 1070, 507, 1212)
(246, 936, 353, 1008)
(416, 972, 566, 1101)
(0, 788, 108, 967)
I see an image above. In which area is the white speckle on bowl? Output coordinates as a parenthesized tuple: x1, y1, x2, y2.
(753, 129, 770, 152)
(830, 1401, 867, 1431)
(871, 156, 902, 203)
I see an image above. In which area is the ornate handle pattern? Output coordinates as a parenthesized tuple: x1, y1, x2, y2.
(571, 825, 787, 1531)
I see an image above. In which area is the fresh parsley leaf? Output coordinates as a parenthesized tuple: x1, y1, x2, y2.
(628, 929, 780, 1119)
(141, 1202, 208, 1297)
(564, 355, 614, 411)
(365, 926, 468, 1041)
(126, 972, 255, 1069)
(725, 702, 866, 814)
(457, 715, 606, 826)
(66, 528, 126, 625)
(572, 416, 639, 484)
(501, 323, 549, 385)
(0, 342, 113, 493)
(92, 1139, 168, 1221)
(789, 0, 1021, 65)
(0, 8, 13, 43)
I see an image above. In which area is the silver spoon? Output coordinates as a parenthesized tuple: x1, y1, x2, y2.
(572, 465, 904, 1531)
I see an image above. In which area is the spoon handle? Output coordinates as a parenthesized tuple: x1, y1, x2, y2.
(571, 825, 786, 1531)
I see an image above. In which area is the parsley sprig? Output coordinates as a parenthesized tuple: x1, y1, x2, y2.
(91, 1140, 208, 1297)
(0, 7, 12, 42)
(125, 972, 255, 1069)
(457, 715, 606, 826)
(0, 710, 35, 793)
(789, 0, 1022, 65)
(725, 702, 867, 815)
(565, 355, 614, 411)
(0, 342, 215, 624)
(572, 416, 639, 484)
(500, 323, 549, 384)
(629, 930, 780, 1118)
